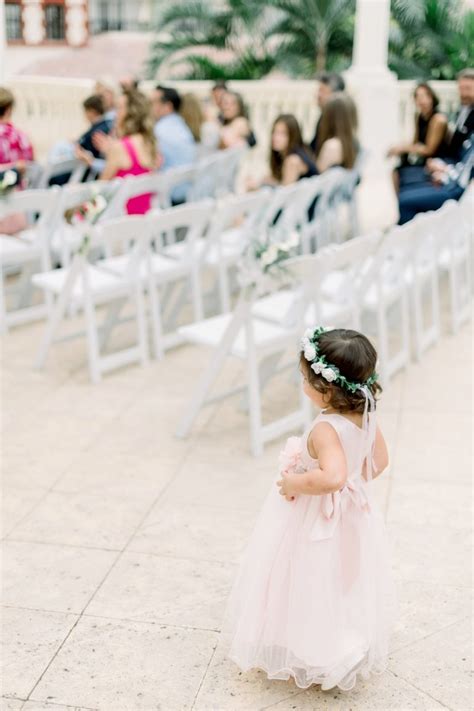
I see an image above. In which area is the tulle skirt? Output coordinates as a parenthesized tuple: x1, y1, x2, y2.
(221, 473, 397, 691)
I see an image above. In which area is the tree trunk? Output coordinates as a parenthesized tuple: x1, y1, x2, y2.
(315, 38, 327, 72)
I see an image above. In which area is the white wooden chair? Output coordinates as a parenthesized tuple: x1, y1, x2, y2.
(0, 187, 61, 333)
(175, 289, 303, 456)
(32, 215, 149, 384)
(97, 201, 214, 359)
(188, 146, 246, 201)
(432, 199, 472, 333)
(37, 158, 88, 188)
(359, 225, 414, 385)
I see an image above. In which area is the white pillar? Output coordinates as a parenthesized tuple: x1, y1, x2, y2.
(345, 0, 399, 176)
(65, 0, 88, 47)
(22, 0, 46, 45)
(0, 0, 6, 83)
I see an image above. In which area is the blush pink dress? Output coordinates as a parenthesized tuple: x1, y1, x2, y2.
(116, 136, 153, 215)
(221, 411, 397, 691)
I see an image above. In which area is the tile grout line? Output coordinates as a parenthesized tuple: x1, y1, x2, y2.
(386, 670, 453, 710)
(389, 614, 470, 656)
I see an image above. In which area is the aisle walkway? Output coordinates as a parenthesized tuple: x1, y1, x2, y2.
(1, 307, 471, 710)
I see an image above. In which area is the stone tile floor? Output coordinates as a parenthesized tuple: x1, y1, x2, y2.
(1, 296, 472, 710)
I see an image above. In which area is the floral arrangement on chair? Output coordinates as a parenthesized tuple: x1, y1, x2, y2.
(238, 230, 300, 292)
(0, 169, 20, 199)
(63, 191, 110, 256)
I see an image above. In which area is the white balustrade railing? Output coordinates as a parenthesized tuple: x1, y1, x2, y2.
(7, 76, 458, 161)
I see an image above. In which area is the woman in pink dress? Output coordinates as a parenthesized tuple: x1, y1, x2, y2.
(100, 89, 158, 214)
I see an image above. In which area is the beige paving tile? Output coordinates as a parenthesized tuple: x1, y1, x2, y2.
(387, 480, 471, 531)
(0, 698, 25, 710)
(2, 541, 117, 614)
(389, 581, 472, 653)
(192, 639, 302, 711)
(31, 616, 217, 710)
(389, 618, 471, 711)
(22, 702, 96, 710)
(1, 487, 49, 538)
(85, 551, 234, 630)
(258, 672, 449, 710)
(8, 491, 151, 549)
(388, 523, 471, 587)
(127, 502, 258, 563)
(1, 448, 79, 491)
(1, 607, 78, 700)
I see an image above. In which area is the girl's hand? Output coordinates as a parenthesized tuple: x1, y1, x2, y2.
(276, 472, 296, 502)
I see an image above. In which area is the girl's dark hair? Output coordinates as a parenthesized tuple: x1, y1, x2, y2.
(222, 91, 248, 122)
(315, 93, 357, 168)
(270, 113, 312, 181)
(300, 329, 382, 414)
(414, 82, 440, 112)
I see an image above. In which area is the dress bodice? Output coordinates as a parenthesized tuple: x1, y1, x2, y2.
(300, 411, 373, 481)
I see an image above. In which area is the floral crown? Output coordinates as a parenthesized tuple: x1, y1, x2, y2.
(300, 326, 378, 394)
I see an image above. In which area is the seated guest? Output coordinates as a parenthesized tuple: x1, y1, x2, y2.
(180, 93, 220, 155)
(74, 94, 114, 177)
(398, 138, 473, 224)
(94, 77, 118, 125)
(210, 80, 228, 124)
(313, 93, 359, 172)
(100, 89, 158, 215)
(256, 114, 316, 187)
(442, 68, 474, 162)
(119, 75, 139, 92)
(388, 83, 448, 191)
(310, 72, 346, 154)
(0, 87, 34, 175)
(0, 87, 34, 234)
(220, 91, 256, 148)
(151, 85, 196, 203)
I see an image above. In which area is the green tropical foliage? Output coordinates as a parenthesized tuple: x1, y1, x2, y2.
(147, 0, 472, 80)
(389, 0, 474, 79)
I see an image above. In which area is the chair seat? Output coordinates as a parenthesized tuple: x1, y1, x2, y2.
(32, 264, 126, 301)
(178, 311, 295, 359)
(163, 226, 245, 266)
(252, 289, 301, 326)
(0, 236, 42, 266)
(97, 253, 189, 282)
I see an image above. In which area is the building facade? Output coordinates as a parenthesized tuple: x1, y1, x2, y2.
(4, 0, 154, 47)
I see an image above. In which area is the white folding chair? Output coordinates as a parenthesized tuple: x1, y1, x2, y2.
(359, 225, 415, 385)
(433, 200, 472, 333)
(175, 287, 303, 456)
(0, 187, 60, 332)
(32, 215, 149, 384)
(97, 201, 214, 359)
(37, 158, 88, 188)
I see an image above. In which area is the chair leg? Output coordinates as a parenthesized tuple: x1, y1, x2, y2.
(133, 282, 149, 367)
(148, 281, 164, 360)
(246, 338, 264, 457)
(0, 272, 8, 335)
(176, 298, 249, 439)
(83, 291, 102, 384)
(35, 259, 82, 369)
(190, 267, 204, 322)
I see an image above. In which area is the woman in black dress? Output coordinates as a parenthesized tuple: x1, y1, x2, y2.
(388, 82, 448, 192)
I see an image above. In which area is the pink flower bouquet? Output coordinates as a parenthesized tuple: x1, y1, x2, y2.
(278, 436, 306, 475)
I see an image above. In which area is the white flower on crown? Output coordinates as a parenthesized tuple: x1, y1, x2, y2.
(304, 327, 315, 339)
(261, 244, 278, 267)
(322, 367, 337, 382)
(304, 343, 317, 361)
(311, 361, 325, 375)
(300, 336, 310, 350)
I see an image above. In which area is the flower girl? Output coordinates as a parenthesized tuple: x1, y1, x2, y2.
(221, 327, 397, 691)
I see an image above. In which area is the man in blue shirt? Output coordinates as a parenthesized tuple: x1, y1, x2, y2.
(151, 85, 196, 203)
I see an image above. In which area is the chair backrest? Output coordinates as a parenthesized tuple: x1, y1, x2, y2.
(207, 188, 271, 240)
(147, 200, 214, 257)
(37, 159, 87, 188)
(93, 214, 152, 276)
(215, 145, 247, 196)
(0, 187, 60, 222)
(157, 165, 197, 207)
(259, 182, 304, 233)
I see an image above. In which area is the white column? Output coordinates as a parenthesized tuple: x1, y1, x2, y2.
(22, 0, 46, 45)
(345, 0, 399, 176)
(0, 0, 6, 82)
(65, 0, 88, 47)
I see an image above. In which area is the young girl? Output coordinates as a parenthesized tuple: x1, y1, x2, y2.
(221, 327, 397, 692)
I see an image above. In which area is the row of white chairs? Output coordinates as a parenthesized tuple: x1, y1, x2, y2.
(0, 167, 359, 336)
(175, 192, 473, 455)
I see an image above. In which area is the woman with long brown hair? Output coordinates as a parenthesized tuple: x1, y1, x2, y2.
(269, 114, 317, 184)
(314, 93, 359, 172)
(101, 89, 158, 214)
